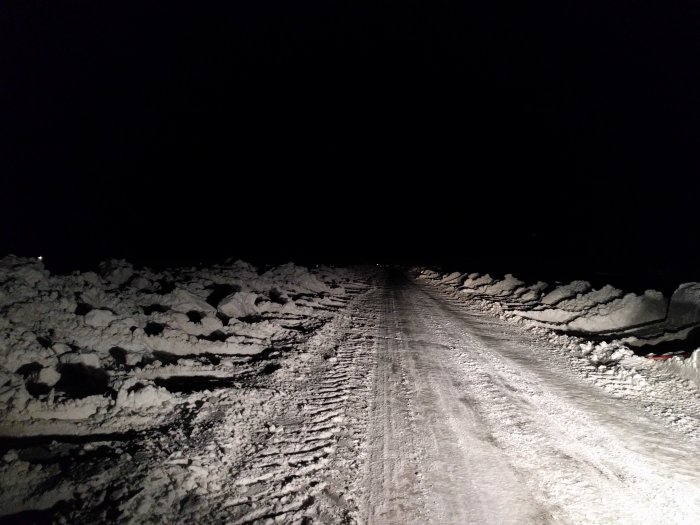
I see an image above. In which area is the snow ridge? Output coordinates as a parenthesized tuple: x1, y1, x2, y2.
(416, 266, 700, 410)
(0, 256, 374, 522)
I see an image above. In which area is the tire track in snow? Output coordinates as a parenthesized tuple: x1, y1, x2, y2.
(219, 293, 378, 524)
(362, 277, 544, 525)
(361, 272, 700, 524)
(429, 287, 700, 517)
(423, 279, 700, 524)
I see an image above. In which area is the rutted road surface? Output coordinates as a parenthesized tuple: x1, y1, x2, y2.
(6, 268, 699, 524)
(355, 271, 700, 524)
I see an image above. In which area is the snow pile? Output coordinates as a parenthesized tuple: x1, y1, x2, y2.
(0, 256, 367, 437)
(438, 272, 465, 286)
(566, 290, 667, 332)
(477, 274, 525, 297)
(515, 287, 666, 333)
(605, 283, 700, 355)
(516, 281, 549, 302)
(541, 281, 591, 305)
(556, 284, 624, 311)
(576, 340, 635, 365)
(418, 266, 700, 387)
(0, 256, 372, 523)
(660, 348, 700, 387)
(458, 272, 546, 303)
(421, 269, 668, 335)
(666, 283, 700, 327)
(413, 268, 441, 280)
(460, 273, 495, 293)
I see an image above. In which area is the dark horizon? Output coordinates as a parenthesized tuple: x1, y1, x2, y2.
(3, 0, 699, 291)
(7, 245, 692, 299)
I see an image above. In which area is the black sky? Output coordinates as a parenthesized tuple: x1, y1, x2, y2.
(2, 0, 699, 286)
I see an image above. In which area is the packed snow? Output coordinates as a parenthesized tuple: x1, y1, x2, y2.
(3, 259, 700, 524)
(417, 267, 700, 389)
(365, 270, 700, 524)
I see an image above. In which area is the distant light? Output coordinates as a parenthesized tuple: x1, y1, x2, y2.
(37, 256, 43, 261)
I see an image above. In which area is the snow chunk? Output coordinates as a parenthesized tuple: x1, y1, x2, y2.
(557, 284, 624, 312)
(164, 288, 216, 314)
(461, 274, 495, 292)
(660, 348, 700, 387)
(667, 283, 700, 328)
(37, 366, 61, 388)
(516, 285, 627, 325)
(518, 282, 548, 302)
(584, 341, 634, 365)
(84, 309, 116, 327)
(515, 307, 581, 325)
(439, 272, 465, 286)
(116, 379, 175, 409)
(98, 259, 134, 286)
(24, 395, 109, 421)
(0, 255, 50, 286)
(479, 274, 524, 296)
(567, 290, 667, 333)
(224, 258, 258, 277)
(218, 292, 260, 319)
(59, 351, 102, 369)
(541, 281, 591, 305)
(260, 263, 330, 294)
(169, 312, 223, 336)
(418, 269, 441, 280)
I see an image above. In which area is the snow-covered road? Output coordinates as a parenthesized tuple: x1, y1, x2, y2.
(360, 272, 700, 524)
(3, 262, 700, 524)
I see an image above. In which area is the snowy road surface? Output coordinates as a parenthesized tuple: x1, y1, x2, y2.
(3, 265, 700, 524)
(359, 272, 700, 524)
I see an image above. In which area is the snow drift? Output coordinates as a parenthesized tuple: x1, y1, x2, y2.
(418, 268, 700, 387)
(666, 283, 700, 328)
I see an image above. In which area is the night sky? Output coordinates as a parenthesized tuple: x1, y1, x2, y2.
(2, 1, 699, 289)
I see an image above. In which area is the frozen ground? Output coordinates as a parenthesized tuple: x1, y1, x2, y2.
(2, 260, 700, 523)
